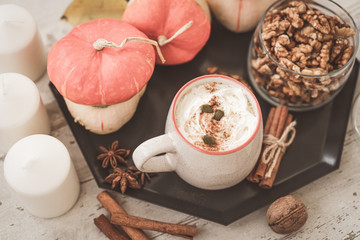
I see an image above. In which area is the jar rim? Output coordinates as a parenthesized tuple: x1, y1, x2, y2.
(258, 0, 359, 78)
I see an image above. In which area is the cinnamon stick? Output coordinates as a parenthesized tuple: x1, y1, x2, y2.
(264, 108, 276, 135)
(247, 107, 276, 183)
(246, 160, 260, 183)
(255, 106, 283, 180)
(94, 214, 128, 240)
(259, 114, 293, 189)
(275, 106, 289, 138)
(97, 191, 150, 240)
(269, 105, 283, 136)
(111, 213, 197, 239)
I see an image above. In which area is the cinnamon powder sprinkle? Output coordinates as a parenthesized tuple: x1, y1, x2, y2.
(195, 91, 229, 151)
(205, 82, 219, 93)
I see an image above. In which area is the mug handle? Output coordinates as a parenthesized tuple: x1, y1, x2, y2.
(132, 134, 176, 172)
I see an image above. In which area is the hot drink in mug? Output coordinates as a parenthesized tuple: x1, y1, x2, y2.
(133, 75, 263, 190)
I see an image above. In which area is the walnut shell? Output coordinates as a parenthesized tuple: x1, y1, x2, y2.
(266, 195, 307, 234)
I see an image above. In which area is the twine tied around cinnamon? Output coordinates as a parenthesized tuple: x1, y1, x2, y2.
(262, 121, 297, 178)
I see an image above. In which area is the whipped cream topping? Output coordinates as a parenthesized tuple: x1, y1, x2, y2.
(175, 80, 258, 152)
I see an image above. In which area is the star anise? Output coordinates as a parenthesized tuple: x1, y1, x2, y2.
(97, 141, 130, 168)
(104, 167, 141, 194)
(127, 166, 154, 186)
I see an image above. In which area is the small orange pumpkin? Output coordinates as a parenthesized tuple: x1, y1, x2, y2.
(48, 19, 156, 106)
(122, 0, 211, 65)
(47, 19, 159, 134)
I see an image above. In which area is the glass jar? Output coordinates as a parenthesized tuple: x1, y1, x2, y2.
(247, 0, 359, 111)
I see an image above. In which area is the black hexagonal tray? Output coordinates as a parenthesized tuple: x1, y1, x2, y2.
(50, 18, 359, 225)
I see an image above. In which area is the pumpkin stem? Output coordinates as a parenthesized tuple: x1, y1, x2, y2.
(157, 20, 194, 46)
(93, 37, 166, 64)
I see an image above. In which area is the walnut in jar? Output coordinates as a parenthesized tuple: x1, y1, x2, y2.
(249, 0, 358, 109)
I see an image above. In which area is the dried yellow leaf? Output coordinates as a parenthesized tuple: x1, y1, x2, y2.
(61, 0, 127, 26)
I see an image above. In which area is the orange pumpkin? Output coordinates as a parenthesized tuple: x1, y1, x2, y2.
(47, 19, 158, 134)
(48, 19, 156, 106)
(122, 0, 211, 65)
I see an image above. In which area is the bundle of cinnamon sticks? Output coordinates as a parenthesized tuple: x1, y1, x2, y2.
(247, 105, 296, 189)
(94, 191, 197, 240)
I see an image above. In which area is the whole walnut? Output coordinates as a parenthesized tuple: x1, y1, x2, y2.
(266, 195, 307, 234)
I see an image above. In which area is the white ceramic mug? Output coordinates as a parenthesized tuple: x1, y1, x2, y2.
(133, 75, 263, 190)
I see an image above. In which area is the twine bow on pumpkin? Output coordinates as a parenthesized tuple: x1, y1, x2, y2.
(261, 121, 297, 178)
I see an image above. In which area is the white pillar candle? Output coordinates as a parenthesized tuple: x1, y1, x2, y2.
(0, 73, 51, 154)
(4, 134, 80, 218)
(0, 4, 46, 81)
